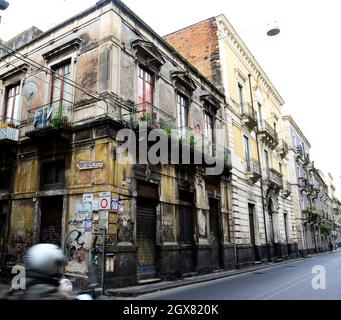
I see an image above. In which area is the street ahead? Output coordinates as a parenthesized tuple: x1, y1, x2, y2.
(139, 251, 341, 300)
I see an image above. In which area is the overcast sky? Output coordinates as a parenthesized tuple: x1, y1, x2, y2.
(1, 0, 340, 197)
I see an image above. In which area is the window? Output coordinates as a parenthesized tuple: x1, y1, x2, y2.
(51, 61, 72, 109)
(33, 62, 72, 130)
(138, 67, 153, 116)
(244, 136, 251, 170)
(257, 103, 263, 124)
(264, 150, 270, 178)
(41, 161, 65, 189)
(4, 83, 21, 124)
(204, 112, 214, 155)
(177, 93, 188, 130)
(238, 83, 245, 113)
(279, 163, 283, 176)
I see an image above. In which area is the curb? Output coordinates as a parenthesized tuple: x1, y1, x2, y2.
(105, 257, 304, 298)
(106, 250, 340, 298)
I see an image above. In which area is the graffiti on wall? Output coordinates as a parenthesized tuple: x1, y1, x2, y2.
(198, 211, 207, 238)
(118, 215, 132, 243)
(8, 231, 34, 263)
(64, 230, 89, 263)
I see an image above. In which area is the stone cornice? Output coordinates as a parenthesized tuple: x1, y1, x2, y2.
(282, 115, 311, 148)
(215, 14, 285, 109)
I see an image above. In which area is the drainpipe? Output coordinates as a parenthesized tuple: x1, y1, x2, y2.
(248, 74, 270, 262)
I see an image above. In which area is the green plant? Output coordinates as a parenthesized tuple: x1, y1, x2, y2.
(159, 119, 174, 136)
(140, 114, 152, 123)
(51, 113, 62, 128)
(320, 224, 332, 236)
(305, 207, 320, 224)
(190, 134, 195, 148)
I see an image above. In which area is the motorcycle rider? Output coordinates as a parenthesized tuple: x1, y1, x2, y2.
(1, 244, 75, 300)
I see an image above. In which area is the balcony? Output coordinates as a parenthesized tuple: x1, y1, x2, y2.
(241, 103, 257, 132)
(244, 158, 261, 183)
(130, 102, 176, 132)
(277, 140, 289, 159)
(303, 153, 310, 166)
(257, 120, 279, 149)
(282, 181, 292, 198)
(26, 99, 73, 141)
(223, 149, 233, 171)
(0, 117, 20, 145)
(296, 146, 304, 161)
(266, 168, 283, 190)
(302, 207, 320, 225)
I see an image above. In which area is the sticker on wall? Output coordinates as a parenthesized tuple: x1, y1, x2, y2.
(92, 199, 99, 212)
(75, 203, 92, 214)
(99, 211, 109, 230)
(118, 201, 125, 214)
(83, 194, 93, 203)
(112, 199, 119, 212)
(84, 217, 92, 232)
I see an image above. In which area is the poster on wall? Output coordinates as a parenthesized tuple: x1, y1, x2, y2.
(99, 211, 109, 230)
(112, 199, 119, 212)
(83, 194, 93, 203)
(75, 203, 92, 214)
(118, 201, 125, 214)
(92, 199, 99, 212)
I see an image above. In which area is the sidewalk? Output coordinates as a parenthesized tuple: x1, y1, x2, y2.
(106, 250, 338, 298)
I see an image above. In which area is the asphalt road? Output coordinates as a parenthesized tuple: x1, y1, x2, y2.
(140, 251, 341, 300)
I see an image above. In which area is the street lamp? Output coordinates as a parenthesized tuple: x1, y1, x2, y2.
(0, 0, 9, 10)
(267, 22, 281, 37)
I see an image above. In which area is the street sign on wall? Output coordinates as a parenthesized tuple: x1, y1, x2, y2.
(99, 211, 109, 230)
(99, 192, 111, 211)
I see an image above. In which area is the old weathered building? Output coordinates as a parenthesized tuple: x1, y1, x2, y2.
(165, 15, 296, 264)
(283, 116, 341, 255)
(0, 0, 235, 288)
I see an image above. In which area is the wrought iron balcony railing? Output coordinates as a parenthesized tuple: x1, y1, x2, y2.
(130, 102, 176, 132)
(267, 168, 284, 189)
(240, 103, 257, 131)
(26, 99, 73, 134)
(0, 116, 20, 143)
(277, 140, 289, 158)
(296, 146, 304, 159)
(257, 120, 279, 149)
(244, 158, 261, 183)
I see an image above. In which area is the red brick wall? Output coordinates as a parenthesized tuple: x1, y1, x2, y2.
(164, 18, 223, 90)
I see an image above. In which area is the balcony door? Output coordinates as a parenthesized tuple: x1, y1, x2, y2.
(264, 150, 270, 178)
(268, 199, 275, 244)
(4, 83, 21, 125)
(204, 112, 214, 156)
(177, 93, 189, 137)
(51, 61, 72, 112)
(244, 136, 251, 170)
(138, 67, 153, 116)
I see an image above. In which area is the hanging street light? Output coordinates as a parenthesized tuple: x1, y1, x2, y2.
(267, 22, 281, 37)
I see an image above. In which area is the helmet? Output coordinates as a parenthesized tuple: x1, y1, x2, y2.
(25, 244, 66, 277)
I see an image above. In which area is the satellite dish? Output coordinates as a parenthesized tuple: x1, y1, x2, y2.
(267, 22, 281, 37)
(23, 82, 38, 101)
